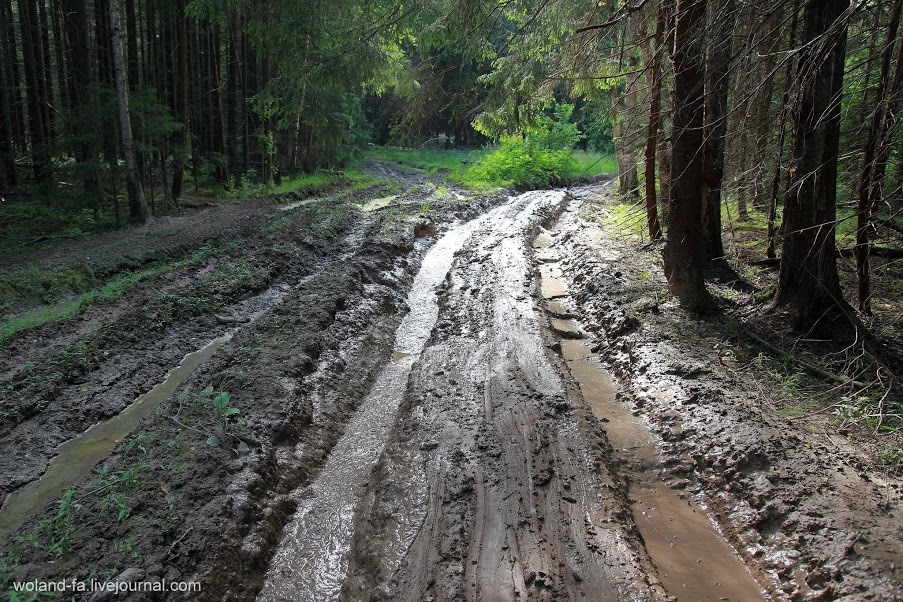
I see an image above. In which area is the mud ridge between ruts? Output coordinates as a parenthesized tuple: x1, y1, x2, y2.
(334, 187, 660, 602)
(0, 195, 363, 506)
(0, 181, 506, 599)
(546, 186, 902, 600)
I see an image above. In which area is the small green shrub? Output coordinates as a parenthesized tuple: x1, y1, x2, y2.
(468, 104, 581, 188)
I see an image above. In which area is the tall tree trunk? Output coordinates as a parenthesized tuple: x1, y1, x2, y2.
(108, 0, 148, 223)
(858, 0, 903, 313)
(752, 11, 780, 210)
(664, 0, 711, 307)
(226, 12, 241, 185)
(64, 0, 102, 202)
(3, 0, 25, 150)
(17, 0, 49, 181)
(767, 0, 800, 259)
(51, 0, 68, 111)
(775, 0, 849, 331)
(37, 0, 55, 144)
(643, 0, 665, 240)
(124, 0, 140, 89)
(611, 65, 640, 198)
(0, 0, 17, 186)
(171, 0, 189, 201)
(95, 0, 119, 185)
(209, 22, 228, 184)
(701, 0, 735, 262)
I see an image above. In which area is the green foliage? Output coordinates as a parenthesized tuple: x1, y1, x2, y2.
(199, 388, 239, 440)
(216, 171, 342, 200)
(19, 490, 81, 557)
(213, 391, 241, 434)
(468, 104, 581, 188)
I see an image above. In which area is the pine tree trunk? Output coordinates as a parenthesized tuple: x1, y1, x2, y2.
(775, 0, 849, 331)
(108, 0, 148, 223)
(171, 0, 189, 201)
(64, 0, 102, 202)
(0, 0, 17, 185)
(701, 0, 734, 262)
(664, 0, 711, 308)
(37, 0, 55, 144)
(642, 0, 665, 241)
(17, 0, 49, 181)
(210, 22, 228, 185)
(858, 0, 903, 313)
(767, 0, 800, 259)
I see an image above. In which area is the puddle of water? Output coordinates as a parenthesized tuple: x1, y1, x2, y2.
(0, 334, 231, 540)
(538, 255, 764, 601)
(0, 285, 293, 542)
(359, 195, 397, 212)
(539, 264, 567, 299)
(550, 317, 583, 337)
(258, 208, 492, 602)
(532, 231, 554, 249)
(546, 299, 576, 319)
(279, 197, 322, 211)
(564, 339, 763, 600)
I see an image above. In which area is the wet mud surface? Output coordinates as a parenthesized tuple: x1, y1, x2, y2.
(0, 174, 899, 601)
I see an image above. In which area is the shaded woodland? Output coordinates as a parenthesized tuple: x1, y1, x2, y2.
(0, 0, 902, 333)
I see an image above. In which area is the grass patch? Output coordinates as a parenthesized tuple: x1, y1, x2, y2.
(363, 146, 616, 191)
(568, 151, 617, 179)
(213, 171, 343, 200)
(0, 243, 235, 346)
(363, 146, 491, 190)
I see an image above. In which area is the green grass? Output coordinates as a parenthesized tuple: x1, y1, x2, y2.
(216, 171, 343, 200)
(568, 151, 618, 179)
(0, 243, 234, 346)
(363, 146, 616, 191)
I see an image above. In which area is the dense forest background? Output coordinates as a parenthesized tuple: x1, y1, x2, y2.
(1, 0, 902, 332)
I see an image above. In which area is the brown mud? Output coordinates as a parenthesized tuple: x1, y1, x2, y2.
(0, 174, 898, 601)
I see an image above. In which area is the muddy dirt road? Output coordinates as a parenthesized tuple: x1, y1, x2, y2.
(256, 188, 767, 601)
(1, 176, 899, 601)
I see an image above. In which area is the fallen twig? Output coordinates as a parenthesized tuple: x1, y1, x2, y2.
(166, 527, 193, 559)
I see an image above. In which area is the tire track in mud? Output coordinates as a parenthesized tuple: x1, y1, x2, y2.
(0, 210, 374, 538)
(533, 197, 767, 601)
(256, 210, 489, 601)
(256, 189, 656, 601)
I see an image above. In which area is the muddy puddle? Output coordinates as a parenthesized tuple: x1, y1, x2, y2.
(359, 195, 397, 212)
(0, 286, 292, 540)
(258, 212, 491, 602)
(536, 232, 765, 602)
(0, 334, 231, 540)
(279, 197, 324, 211)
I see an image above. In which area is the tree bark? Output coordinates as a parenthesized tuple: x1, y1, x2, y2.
(643, 0, 665, 240)
(0, 0, 17, 186)
(171, 0, 189, 201)
(109, 0, 148, 223)
(64, 0, 102, 202)
(17, 0, 49, 181)
(774, 0, 850, 331)
(766, 0, 800, 259)
(701, 0, 735, 262)
(664, 0, 711, 308)
(858, 0, 903, 314)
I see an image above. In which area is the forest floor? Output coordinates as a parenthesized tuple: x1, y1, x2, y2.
(0, 165, 900, 601)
